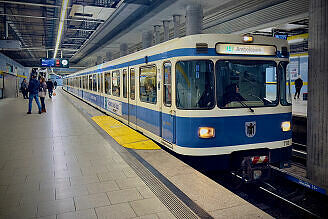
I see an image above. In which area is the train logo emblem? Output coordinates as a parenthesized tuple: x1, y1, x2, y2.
(245, 121, 256, 137)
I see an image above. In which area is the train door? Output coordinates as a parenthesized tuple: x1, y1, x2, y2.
(128, 68, 137, 128)
(161, 62, 175, 144)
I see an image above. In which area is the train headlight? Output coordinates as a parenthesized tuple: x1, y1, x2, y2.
(281, 121, 291, 132)
(198, 127, 215, 138)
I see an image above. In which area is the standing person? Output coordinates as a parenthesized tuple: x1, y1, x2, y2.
(27, 73, 42, 114)
(294, 76, 303, 100)
(46, 79, 54, 98)
(54, 81, 57, 90)
(39, 77, 47, 113)
(20, 79, 28, 99)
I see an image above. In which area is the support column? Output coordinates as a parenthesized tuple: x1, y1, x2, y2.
(307, 0, 328, 187)
(185, 4, 203, 36)
(153, 25, 161, 45)
(163, 20, 170, 42)
(142, 31, 152, 49)
(173, 15, 181, 38)
(120, 43, 128, 57)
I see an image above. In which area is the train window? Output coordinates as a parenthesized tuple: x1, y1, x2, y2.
(216, 60, 278, 108)
(98, 73, 103, 93)
(84, 76, 88, 89)
(89, 75, 93, 91)
(123, 69, 127, 98)
(112, 70, 120, 97)
(93, 74, 97, 92)
(176, 60, 214, 109)
(163, 62, 172, 106)
(279, 62, 292, 105)
(139, 65, 157, 104)
(105, 72, 111, 95)
(130, 68, 135, 100)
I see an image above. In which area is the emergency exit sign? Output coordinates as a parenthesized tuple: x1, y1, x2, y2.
(40, 58, 69, 68)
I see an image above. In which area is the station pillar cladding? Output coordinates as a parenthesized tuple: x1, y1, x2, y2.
(307, 0, 328, 187)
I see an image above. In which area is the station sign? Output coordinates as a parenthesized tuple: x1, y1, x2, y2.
(40, 58, 69, 68)
(216, 43, 276, 56)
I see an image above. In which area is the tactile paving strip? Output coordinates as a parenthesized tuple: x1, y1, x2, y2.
(92, 115, 160, 150)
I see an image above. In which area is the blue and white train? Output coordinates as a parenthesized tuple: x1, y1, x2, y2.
(63, 34, 292, 177)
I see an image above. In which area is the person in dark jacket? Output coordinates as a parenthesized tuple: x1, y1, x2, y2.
(39, 77, 47, 113)
(294, 76, 303, 100)
(27, 74, 42, 114)
(54, 81, 57, 89)
(20, 79, 28, 99)
(46, 79, 54, 98)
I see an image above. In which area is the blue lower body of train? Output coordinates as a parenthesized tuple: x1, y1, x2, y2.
(64, 86, 292, 171)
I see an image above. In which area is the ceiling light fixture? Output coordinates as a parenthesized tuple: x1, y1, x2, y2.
(53, 0, 69, 58)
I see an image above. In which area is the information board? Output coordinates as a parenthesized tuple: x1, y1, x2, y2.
(40, 58, 69, 68)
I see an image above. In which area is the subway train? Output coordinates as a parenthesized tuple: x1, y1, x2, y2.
(63, 34, 292, 179)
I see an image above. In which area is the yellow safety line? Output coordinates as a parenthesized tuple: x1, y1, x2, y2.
(287, 33, 309, 41)
(92, 115, 160, 150)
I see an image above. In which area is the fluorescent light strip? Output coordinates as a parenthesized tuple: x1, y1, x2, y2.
(53, 0, 69, 58)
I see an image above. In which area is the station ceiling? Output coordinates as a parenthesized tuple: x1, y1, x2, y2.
(0, 0, 309, 75)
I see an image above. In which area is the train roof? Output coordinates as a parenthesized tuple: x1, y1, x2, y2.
(66, 33, 288, 78)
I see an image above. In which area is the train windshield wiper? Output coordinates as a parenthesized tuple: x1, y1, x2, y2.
(237, 99, 254, 113)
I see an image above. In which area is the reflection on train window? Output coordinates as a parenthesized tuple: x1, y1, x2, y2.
(112, 70, 120, 97)
(79, 77, 82, 88)
(84, 76, 88, 90)
(105, 72, 111, 95)
(140, 65, 157, 104)
(93, 74, 97, 92)
(176, 60, 214, 109)
(123, 69, 127, 98)
(216, 60, 278, 108)
(88, 75, 92, 91)
(130, 68, 135, 100)
(279, 62, 292, 105)
(98, 73, 103, 93)
(164, 62, 172, 106)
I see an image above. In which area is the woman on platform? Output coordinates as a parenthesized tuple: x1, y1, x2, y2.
(39, 77, 47, 113)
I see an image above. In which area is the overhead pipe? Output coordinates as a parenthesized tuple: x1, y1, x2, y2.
(185, 4, 203, 35)
(153, 25, 161, 45)
(120, 43, 128, 57)
(173, 15, 181, 38)
(163, 20, 170, 42)
(142, 31, 152, 49)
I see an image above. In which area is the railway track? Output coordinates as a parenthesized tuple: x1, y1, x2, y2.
(207, 168, 327, 218)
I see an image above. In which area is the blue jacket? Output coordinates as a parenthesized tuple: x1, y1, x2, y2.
(28, 78, 40, 95)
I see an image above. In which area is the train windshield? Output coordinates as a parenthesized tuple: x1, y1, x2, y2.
(176, 60, 215, 109)
(216, 60, 278, 108)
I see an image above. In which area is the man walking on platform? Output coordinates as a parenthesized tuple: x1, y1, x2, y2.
(294, 76, 303, 100)
(27, 73, 42, 114)
(46, 79, 54, 98)
(54, 81, 57, 90)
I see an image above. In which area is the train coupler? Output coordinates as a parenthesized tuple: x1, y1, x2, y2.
(241, 156, 271, 182)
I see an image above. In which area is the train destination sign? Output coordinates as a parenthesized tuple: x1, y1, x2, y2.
(216, 44, 276, 56)
(40, 58, 69, 68)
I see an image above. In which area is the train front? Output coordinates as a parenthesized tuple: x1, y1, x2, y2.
(174, 35, 292, 179)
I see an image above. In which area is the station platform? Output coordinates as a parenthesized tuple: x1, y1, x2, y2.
(0, 89, 271, 219)
(292, 99, 307, 117)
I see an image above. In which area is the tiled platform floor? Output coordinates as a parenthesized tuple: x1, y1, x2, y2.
(0, 90, 174, 219)
(1, 89, 273, 219)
